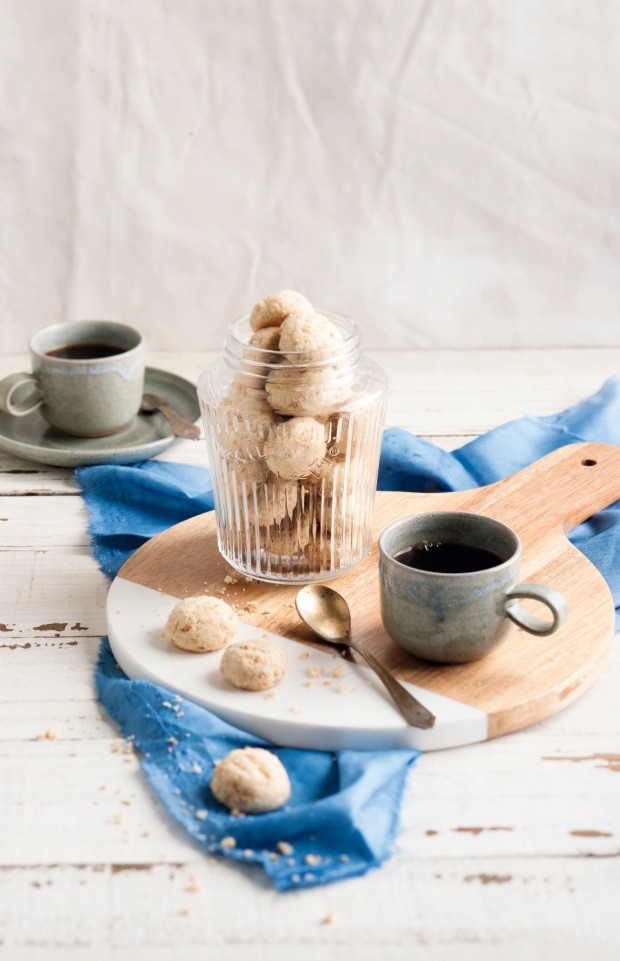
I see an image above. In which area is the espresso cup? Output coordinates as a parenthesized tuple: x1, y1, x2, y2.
(378, 511, 568, 664)
(0, 320, 145, 437)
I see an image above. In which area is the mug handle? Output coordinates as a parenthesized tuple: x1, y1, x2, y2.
(504, 583, 568, 636)
(0, 373, 44, 417)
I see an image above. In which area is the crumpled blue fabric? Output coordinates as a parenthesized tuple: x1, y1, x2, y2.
(77, 375, 620, 891)
(96, 640, 415, 890)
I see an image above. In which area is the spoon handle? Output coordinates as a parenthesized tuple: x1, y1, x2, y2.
(157, 404, 201, 440)
(348, 641, 435, 729)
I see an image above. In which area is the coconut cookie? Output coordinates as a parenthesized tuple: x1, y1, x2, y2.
(216, 394, 277, 450)
(249, 290, 314, 332)
(263, 417, 326, 480)
(220, 637, 287, 691)
(248, 326, 282, 351)
(265, 365, 352, 418)
(279, 312, 343, 361)
(247, 480, 299, 527)
(210, 747, 291, 813)
(165, 595, 238, 653)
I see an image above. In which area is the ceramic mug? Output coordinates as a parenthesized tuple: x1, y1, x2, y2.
(378, 511, 568, 664)
(0, 321, 145, 437)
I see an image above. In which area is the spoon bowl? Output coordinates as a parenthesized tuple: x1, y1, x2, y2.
(296, 584, 351, 643)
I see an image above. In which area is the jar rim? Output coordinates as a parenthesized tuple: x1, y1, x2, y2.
(225, 309, 361, 370)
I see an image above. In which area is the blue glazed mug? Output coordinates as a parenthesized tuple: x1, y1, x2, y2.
(0, 320, 145, 437)
(379, 511, 568, 664)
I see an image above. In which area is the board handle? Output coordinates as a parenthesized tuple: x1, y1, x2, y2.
(485, 442, 620, 535)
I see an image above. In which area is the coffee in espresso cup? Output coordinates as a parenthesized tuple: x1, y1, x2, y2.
(0, 320, 145, 437)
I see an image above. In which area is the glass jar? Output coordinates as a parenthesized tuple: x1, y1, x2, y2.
(198, 311, 388, 583)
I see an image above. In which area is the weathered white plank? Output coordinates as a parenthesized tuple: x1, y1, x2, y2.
(0, 732, 617, 867)
(0, 549, 107, 636)
(0, 857, 616, 961)
(0, 497, 92, 548)
(0, 638, 100, 700)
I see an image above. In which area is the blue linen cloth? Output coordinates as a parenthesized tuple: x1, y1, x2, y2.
(78, 375, 620, 891)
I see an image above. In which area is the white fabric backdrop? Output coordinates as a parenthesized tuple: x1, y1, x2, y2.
(2, 0, 619, 352)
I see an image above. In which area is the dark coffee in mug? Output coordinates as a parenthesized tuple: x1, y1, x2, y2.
(45, 343, 127, 361)
(393, 541, 503, 574)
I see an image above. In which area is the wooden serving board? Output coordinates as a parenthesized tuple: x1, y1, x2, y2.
(107, 442, 620, 751)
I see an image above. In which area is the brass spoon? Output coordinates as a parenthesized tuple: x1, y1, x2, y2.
(296, 584, 435, 729)
(140, 392, 200, 440)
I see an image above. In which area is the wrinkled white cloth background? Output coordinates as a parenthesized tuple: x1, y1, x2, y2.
(1, 0, 619, 352)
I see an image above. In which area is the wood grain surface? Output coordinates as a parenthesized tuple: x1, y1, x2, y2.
(119, 441, 620, 740)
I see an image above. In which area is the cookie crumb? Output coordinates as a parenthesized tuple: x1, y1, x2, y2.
(299, 651, 310, 659)
(339, 854, 349, 863)
(332, 665, 344, 679)
(221, 836, 236, 849)
(195, 810, 208, 821)
(192, 763, 202, 774)
(243, 849, 254, 858)
(38, 728, 58, 740)
(277, 840, 293, 856)
(180, 907, 190, 916)
(322, 912, 336, 925)
(186, 877, 201, 893)
(224, 575, 238, 584)
(305, 666, 323, 678)
(334, 684, 347, 694)
(264, 690, 277, 700)
(304, 853, 321, 866)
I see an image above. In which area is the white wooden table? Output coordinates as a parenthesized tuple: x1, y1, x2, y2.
(1, 348, 618, 961)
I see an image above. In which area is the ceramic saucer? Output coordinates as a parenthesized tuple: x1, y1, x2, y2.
(0, 367, 201, 468)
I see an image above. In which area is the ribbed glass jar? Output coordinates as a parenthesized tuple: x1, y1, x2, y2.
(198, 311, 388, 583)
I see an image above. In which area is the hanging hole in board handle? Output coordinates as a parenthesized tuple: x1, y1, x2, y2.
(581, 459, 597, 467)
